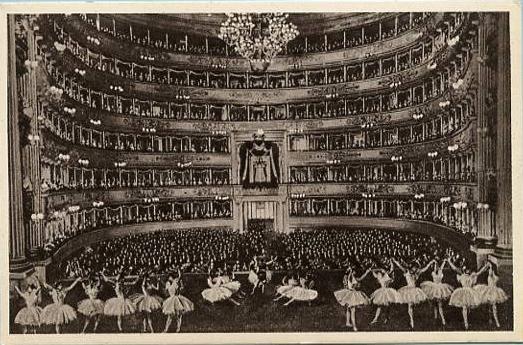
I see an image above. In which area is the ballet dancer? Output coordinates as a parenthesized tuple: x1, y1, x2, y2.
(281, 271, 318, 306)
(447, 258, 489, 329)
(219, 267, 244, 298)
(334, 266, 371, 331)
(77, 275, 105, 333)
(102, 271, 139, 332)
(201, 270, 240, 305)
(40, 277, 81, 334)
(392, 259, 431, 329)
(473, 261, 509, 328)
(273, 272, 298, 302)
(162, 270, 194, 333)
(14, 280, 42, 334)
(420, 260, 454, 326)
(370, 261, 400, 325)
(131, 273, 163, 333)
(248, 257, 267, 295)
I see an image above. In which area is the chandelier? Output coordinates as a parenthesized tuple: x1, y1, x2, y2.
(218, 13, 299, 72)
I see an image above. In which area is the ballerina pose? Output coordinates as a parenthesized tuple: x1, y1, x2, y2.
(281, 272, 318, 306)
(219, 268, 244, 297)
(420, 260, 454, 326)
(102, 272, 138, 332)
(41, 277, 81, 334)
(14, 281, 42, 334)
(370, 261, 401, 325)
(77, 276, 105, 333)
(273, 272, 298, 302)
(201, 270, 240, 305)
(392, 259, 431, 329)
(333, 267, 371, 331)
(162, 270, 194, 333)
(131, 274, 163, 333)
(248, 257, 267, 295)
(447, 259, 489, 330)
(473, 261, 509, 328)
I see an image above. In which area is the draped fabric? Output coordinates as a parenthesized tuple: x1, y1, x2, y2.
(239, 140, 279, 188)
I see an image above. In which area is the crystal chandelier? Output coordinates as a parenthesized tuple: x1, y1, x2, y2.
(218, 13, 299, 72)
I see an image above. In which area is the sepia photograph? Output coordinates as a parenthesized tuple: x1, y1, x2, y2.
(1, 2, 522, 344)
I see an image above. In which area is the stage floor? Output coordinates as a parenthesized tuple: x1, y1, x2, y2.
(9, 270, 513, 333)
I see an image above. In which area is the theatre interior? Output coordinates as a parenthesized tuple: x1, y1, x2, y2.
(7, 12, 513, 333)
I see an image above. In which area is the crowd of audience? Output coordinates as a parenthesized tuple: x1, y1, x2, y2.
(58, 227, 460, 279)
(40, 166, 231, 192)
(289, 155, 476, 184)
(43, 200, 233, 257)
(289, 197, 477, 238)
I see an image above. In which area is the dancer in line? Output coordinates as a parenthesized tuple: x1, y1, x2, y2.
(131, 273, 163, 333)
(202, 270, 240, 305)
(77, 275, 105, 333)
(370, 261, 400, 325)
(41, 277, 81, 334)
(102, 271, 138, 332)
(420, 260, 454, 326)
(473, 261, 509, 328)
(162, 270, 194, 333)
(447, 259, 489, 330)
(14, 280, 42, 334)
(334, 266, 371, 331)
(392, 259, 431, 329)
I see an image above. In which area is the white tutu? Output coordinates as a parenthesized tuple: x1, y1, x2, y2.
(474, 285, 509, 304)
(248, 271, 258, 285)
(222, 281, 241, 294)
(276, 285, 296, 295)
(162, 295, 194, 315)
(14, 306, 42, 326)
(283, 286, 318, 301)
(130, 294, 163, 312)
(41, 303, 77, 325)
(334, 289, 369, 307)
(398, 286, 427, 304)
(266, 270, 273, 283)
(201, 286, 233, 303)
(420, 281, 454, 300)
(370, 287, 401, 306)
(103, 297, 136, 316)
(449, 287, 480, 308)
(77, 298, 105, 316)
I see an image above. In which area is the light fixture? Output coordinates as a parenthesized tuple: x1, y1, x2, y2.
(291, 193, 306, 199)
(391, 155, 403, 162)
(218, 13, 299, 72)
(447, 144, 459, 152)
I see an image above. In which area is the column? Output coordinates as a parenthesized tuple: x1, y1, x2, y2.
(475, 13, 497, 256)
(8, 15, 31, 274)
(494, 13, 512, 265)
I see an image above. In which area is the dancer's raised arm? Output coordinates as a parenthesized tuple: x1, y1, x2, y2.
(418, 260, 435, 275)
(64, 277, 82, 292)
(14, 285, 25, 297)
(101, 271, 115, 285)
(392, 258, 407, 273)
(357, 268, 372, 282)
(445, 259, 462, 274)
(474, 262, 490, 276)
(439, 260, 447, 271)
